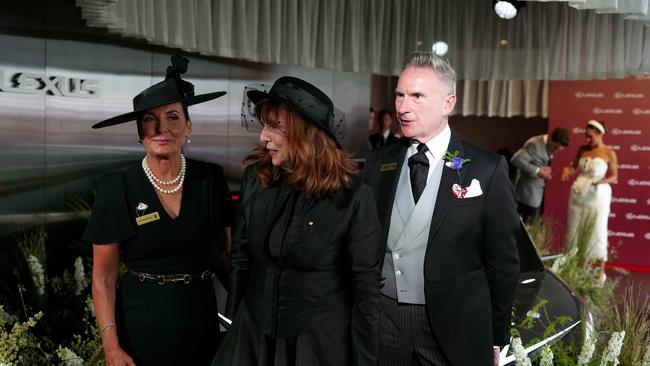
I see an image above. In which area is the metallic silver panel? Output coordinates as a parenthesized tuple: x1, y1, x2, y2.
(0, 33, 371, 235)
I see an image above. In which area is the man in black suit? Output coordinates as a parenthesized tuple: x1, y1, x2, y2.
(369, 109, 399, 148)
(362, 51, 520, 366)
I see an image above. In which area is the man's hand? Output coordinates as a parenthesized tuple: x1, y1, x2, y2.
(537, 166, 552, 180)
(493, 346, 500, 366)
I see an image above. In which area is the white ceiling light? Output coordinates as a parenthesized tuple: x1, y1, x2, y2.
(432, 41, 449, 56)
(494, 1, 518, 19)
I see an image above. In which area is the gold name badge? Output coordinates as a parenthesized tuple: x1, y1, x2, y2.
(136, 212, 160, 226)
(380, 162, 397, 172)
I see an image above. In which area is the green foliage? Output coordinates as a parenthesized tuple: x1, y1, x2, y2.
(553, 212, 615, 308)
(603, 287, 650, 366)
(67, 196, 92, 221)
(68, 298, 104, 365)
(514, 212, 649, 365)
(14, 227, 48, 307)
(0, 306, 43, 365)
(519, 299, 549, 333)
(16, 226, 47, 265)
(525, 216, 557, 256)
(1, 226, 104, 365)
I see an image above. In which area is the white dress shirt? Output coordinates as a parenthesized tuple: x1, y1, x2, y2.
(406, 124, 452, 182)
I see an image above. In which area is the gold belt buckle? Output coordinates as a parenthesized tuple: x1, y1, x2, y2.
(136, 272, 146, 282)
(157, 275, 166, 285)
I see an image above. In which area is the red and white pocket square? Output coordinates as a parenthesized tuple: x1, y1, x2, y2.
(451, 179, 483, 199)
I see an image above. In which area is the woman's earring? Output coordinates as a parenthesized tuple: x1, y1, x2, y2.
(186, 135, 191, 144)
(137, 139, 143, 144)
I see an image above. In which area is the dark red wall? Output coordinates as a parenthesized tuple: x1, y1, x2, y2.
(546, 77, 650, 268)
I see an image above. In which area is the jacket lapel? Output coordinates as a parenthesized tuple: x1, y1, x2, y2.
(535, 137, 549, 165)
(427, 132, 467, 243)
(538, 137, 550, 164)
(377, 140, 409, 240)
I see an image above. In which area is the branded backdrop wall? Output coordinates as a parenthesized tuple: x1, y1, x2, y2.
(0, 32, 371, 238)
(546, 77, 650, 269)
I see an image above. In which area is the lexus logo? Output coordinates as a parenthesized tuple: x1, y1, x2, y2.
(630, 145, 650, 152)
(592, 107, 623, 114)
(632, 108, 650, 115)
(0, 69, 98, 98)
(575, 92, 604, 98)
(612, 128, 641, 136)
(613, 92, 644, 99)
(628, 179, 650, 186)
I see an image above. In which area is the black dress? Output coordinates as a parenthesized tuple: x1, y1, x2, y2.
(214, 166, 382, 366)
(83, 158, 233, 366)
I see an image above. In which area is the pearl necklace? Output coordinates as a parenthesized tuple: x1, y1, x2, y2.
(142, 154, 186, 194)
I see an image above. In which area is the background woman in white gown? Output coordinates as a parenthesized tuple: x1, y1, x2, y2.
(561, 120, 618, 284)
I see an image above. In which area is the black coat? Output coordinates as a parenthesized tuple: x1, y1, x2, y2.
(369, 131, 399, 149)
(225, 165, 383, 365)
(362, 134, 520, 366)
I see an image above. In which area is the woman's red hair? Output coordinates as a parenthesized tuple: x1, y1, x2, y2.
(244, 100, 357, 198)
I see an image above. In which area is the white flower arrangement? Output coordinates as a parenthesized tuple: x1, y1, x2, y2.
(550, 255, 567, 273)
(511, 337, 532, 366)
(540, 345, 554, 366)
(56, 346, 84, 366)
(600, 331, 626, 366)
(578, 332, 597, 366)
(73, 257, 88, 296)
(26, 255, 45, 296)
(551, 246, 578, 273)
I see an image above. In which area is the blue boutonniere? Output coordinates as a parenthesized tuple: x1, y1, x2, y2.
(443, 151, 471, 186)
(443, 151, 471, 170)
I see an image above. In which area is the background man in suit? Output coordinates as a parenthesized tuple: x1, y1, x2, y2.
(369, 109, 399, 148)
(362, 51, 520, 366)
(511, 128, 569, 223)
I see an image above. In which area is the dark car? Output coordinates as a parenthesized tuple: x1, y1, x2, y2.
(500, 222, 585, 365)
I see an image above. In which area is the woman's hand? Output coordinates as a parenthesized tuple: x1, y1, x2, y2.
(561, 166, 573, 182)
(105, 345, 136, 366)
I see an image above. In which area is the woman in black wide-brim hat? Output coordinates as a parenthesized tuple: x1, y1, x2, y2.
(213, 77, 383, 366)
(83, 55, 233, 366)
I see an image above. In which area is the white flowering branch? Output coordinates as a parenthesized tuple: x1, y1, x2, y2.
(56, 346, 84, 366)
(511, 337, 532, 366)
(26, 255, 45, 296)
(600, 331, 626, 366)
(578, 331, 597, 366)
(73, 257, 88, 296)
(540, 345, 554, 366)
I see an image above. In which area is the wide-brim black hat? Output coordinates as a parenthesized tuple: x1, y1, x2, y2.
(92, 55, 226, 129)
(244, 76, 343, 146)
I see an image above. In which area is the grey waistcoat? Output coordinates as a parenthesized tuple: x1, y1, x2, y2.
(381, 153, 444, 304)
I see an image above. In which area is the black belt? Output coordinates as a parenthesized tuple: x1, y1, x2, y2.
(128, 269, 213, 285)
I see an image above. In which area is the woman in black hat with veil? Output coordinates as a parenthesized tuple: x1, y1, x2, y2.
(83, 55, 233, 366)
(214, 77, 382, 366)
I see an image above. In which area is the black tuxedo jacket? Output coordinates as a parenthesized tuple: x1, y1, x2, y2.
(362, 133, 520, 366)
